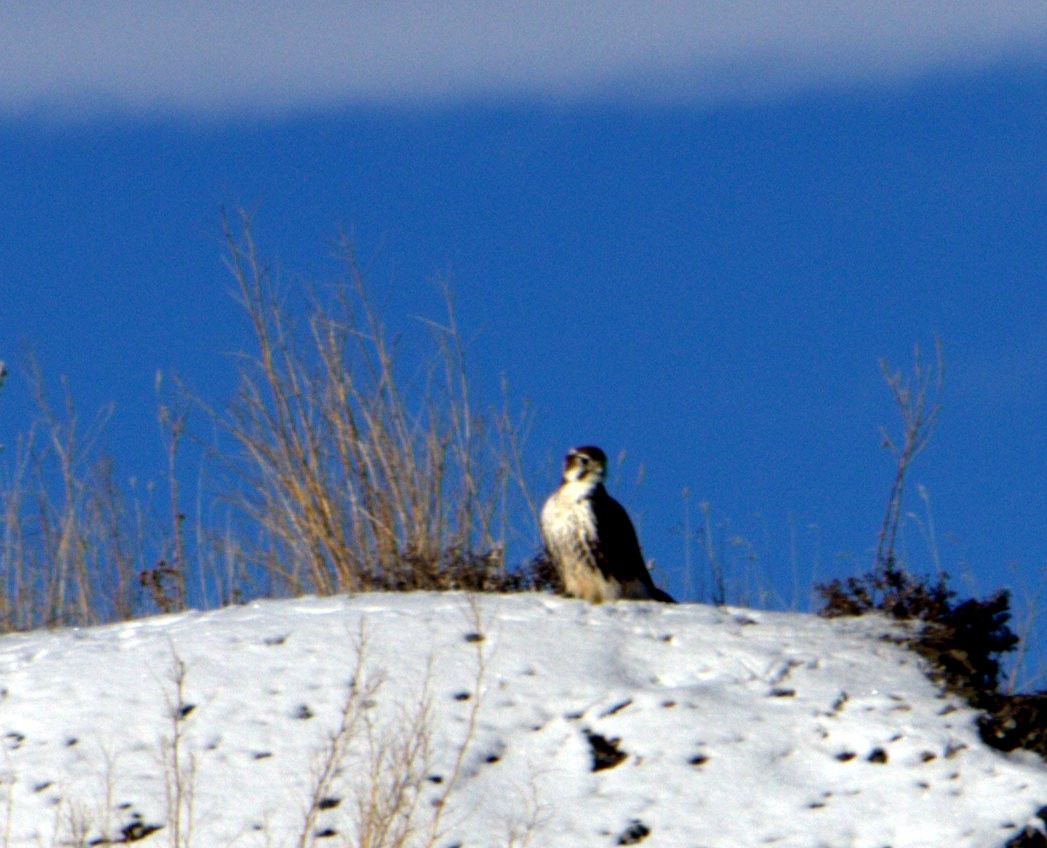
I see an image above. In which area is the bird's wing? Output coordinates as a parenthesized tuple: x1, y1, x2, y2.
(590, 488, 654, 586)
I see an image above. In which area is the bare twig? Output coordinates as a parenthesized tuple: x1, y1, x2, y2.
(159, 651, 198, 848)
(874, 340, 944, 572)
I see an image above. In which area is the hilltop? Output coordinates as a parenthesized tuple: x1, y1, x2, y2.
(0, 593, 1045, 847)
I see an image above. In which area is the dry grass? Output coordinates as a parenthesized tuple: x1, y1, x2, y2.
(0, 213, 537, 631)
(296, 629, 437, 848)
(0, 362, 196, 631)
(215, 210, 533, 597)
(294, 601, 494, 848)
(0, 369, 137, 629)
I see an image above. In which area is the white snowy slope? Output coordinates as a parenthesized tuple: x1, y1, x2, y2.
(0, 593, 1045, 847)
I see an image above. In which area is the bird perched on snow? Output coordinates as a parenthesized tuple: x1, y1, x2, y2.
(540, 446, 675, 604)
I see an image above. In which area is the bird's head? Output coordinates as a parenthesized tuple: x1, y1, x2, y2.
(561, 445, 608, 488)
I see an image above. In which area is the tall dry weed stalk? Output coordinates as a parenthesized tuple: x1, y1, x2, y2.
(874, 340, 944, 572)
(219, 210, 530, 597)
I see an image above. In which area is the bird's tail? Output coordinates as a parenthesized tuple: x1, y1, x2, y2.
(649, 586, 676, 604)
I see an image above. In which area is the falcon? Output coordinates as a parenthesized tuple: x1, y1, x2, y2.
(540, 446, 675, 603)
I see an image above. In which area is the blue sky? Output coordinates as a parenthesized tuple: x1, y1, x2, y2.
(2, 5, 1046, 678)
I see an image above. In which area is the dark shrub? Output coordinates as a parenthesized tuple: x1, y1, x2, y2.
(818, 562, 1046, 760)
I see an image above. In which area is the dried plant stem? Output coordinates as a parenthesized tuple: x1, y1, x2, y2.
(874, 340, 944, 572)
(160, 653, 198, 848)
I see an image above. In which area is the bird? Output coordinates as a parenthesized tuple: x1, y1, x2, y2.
(540, 446, 675, 604)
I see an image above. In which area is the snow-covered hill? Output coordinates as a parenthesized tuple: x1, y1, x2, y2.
(0, 593, 1044, 847)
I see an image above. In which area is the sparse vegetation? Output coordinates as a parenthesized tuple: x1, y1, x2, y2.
(818, 342, 1047, 760)
(1, 216, 1044, 790)
(0, 369, 138, 629)
(295, 627, 440, 848)
(160, 653, 201, 848)
(214, 210, 535, 599)
(1, 598, 526, 848)
(820, 560, 1047, 759)
(873, 341, 944, 576)
(0, 214, 543, 632)
(0, 363, 200, 630)
(294, 610, 494, 848)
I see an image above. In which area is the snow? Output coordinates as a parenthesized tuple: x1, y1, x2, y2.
(0, 592, 1044, 847)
